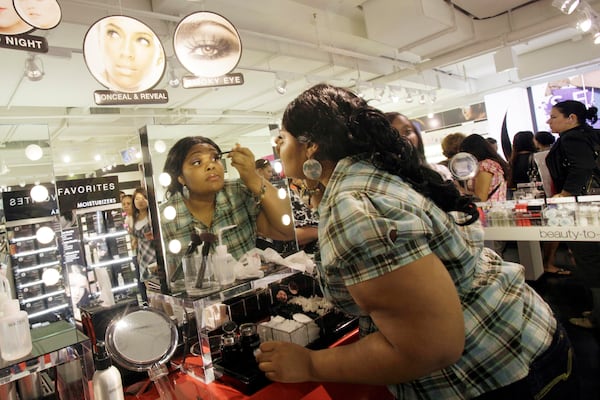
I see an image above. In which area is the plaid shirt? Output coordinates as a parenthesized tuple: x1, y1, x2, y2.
(315, 156, 556, 399)
(132, 216, 156, 280)
(159, 180, 260, 280)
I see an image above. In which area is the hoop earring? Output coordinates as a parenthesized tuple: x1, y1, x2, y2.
(303, 159, 322, 180)
(182, 185, 190, 200)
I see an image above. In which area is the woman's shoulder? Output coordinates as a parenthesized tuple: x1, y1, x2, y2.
(479, 158, 503, 172)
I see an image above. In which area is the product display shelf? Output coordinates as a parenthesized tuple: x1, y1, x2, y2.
(75, 204, 137, 300)
(6, 216, 71, 324)
(0, 320, 94, 399)
(147, 266, 297, 385)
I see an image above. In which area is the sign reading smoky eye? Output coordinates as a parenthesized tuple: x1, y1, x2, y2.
(83, 15, 167, 100)
(174, 11, 243, 85)
(13, 0, 62, 30)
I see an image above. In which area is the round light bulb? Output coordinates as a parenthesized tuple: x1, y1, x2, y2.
(158, 172, 172, 187)
(36, 226, 55, 244)
(277, 187, 288, 199)
(163, 205, 177, 220)
(25, 144, 43, 161)
(168, 239, 182, 254)
(281, 214, 292, 226)
(154, 140, 167, 153)
(30, 184, 49, 202)
(42, 268, 61, 286)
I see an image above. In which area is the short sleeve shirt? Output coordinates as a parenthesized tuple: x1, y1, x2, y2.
(315, 156, 555, 399)
(159, 180, 260, 281)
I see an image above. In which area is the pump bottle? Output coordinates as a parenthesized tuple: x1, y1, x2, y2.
(215, 225, 237, 285)
(0, 299, 33, 361)
(92, 341, 124, 400)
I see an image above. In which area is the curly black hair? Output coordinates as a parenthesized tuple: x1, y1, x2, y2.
(281, 83, 478, 225)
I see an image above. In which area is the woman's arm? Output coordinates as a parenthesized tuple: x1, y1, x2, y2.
(228, 145, 295, 240)
(257, 253, 465, 384)
(473, 170, 493, 201)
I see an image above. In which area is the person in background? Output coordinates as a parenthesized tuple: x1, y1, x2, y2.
(160, 137, 294, 285)
(439, 132, 466, 168)
(506, 131, 539, 196)
(459, 134, 509, 202)
(546, 99, 600, 329)
(485, 137, 498, 153)
(132, 188, 157, 281)
(288, 178, 319, 254)
(259, 83, 577, 399)
(255, 158, 275, 181)
(121, 194, 134, 233)
(385, 112, 452, 181)
(533, 130, 562, 277)
(534, 131, 556, 152)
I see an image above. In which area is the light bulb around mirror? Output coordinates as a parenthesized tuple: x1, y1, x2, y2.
(168, 239, 182, 254)
(42, 268, 61, 286)
(30, 184, 49, 202)
(25, 144, 44, 161)
(163, 205, 176, 220)
(159, 172, 172, 187)
(273, 161, 283, 174)
(154, 140, 167, 153)
(277, 187, 288, 199)
(36, 226, 55, 244)
(281, 214, 292, 226)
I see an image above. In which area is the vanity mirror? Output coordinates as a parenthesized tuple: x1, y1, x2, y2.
(0, 124, 74, 326)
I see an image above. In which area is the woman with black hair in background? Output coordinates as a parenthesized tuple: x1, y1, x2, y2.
(506, 131, 539, 197)
(546, 99, 600, 329)
(257, 84, 577, 399)
(459, 134, 510, 202)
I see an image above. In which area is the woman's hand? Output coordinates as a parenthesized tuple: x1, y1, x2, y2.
(228, 144, 263, 193)
(256, 341, 315, 383)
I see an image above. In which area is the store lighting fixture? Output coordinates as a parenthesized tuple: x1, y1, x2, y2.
(405, 89, 414, 103)
(274, 77, 287, 95)
(553, 0, 580, 15)
(24, 54, 44, 81)
(594, 30, 600, 44)
(576, 7, 593, 31)
(168, 67, 180, 88)
(419, 93, 427, 104)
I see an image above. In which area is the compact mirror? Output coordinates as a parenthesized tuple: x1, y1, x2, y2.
(448, 152, 479, 181)
(105, 307, 178, 372)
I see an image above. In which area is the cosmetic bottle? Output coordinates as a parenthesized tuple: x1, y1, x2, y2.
(215, 224, 237, 285)
(92, 341, 124, 400)
(0, 299, 33, 361)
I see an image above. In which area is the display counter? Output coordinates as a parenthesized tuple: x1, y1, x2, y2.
(481, 195, 600, 280)
(124, 328, 395, 400)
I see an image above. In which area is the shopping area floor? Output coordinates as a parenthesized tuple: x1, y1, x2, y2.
(501, 242, 600, 399)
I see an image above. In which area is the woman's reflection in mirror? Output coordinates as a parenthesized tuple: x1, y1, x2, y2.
(132, 187, 157, 299)
(159, 137, 294, 290)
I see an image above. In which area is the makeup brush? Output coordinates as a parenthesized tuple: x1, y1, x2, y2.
(194, 231, 217, 288)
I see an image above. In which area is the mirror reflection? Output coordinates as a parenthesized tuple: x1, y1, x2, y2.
(0, 124, 73, 327)
(143, 124, 297, 296)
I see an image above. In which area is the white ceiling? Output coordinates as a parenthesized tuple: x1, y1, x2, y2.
(1, 0, 600, 188)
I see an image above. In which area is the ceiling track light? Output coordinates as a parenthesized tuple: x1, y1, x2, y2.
(24, 54, 44, 81)
(552, 0, 580, 15)
(576, 7, 593, 32)
(274, 77, 287, 95)
(404, 88, 414, 103)
(593, 31, 600, 44)
(168, 66, 180, 88)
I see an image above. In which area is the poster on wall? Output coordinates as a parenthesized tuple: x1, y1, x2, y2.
(83, 15, 169, 105)
(0, 0, 62, 52)
(531, 70, 600, 131)
(174, 11, 244, 89)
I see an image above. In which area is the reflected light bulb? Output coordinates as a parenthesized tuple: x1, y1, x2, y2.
(159, 172, 172, 187)
(154, 140, 167, 153)
(281, 214, 292, 226)
(36, 226, 55, 244)
(42, 268, 61, 286)
(25, 144, 43, 161)
(169, 239, 182, 254)
(163, 205, 177, 220)
(30, 184, 49, 202)
(277, 188, 288, 199)
(273, 161, 283, 174)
